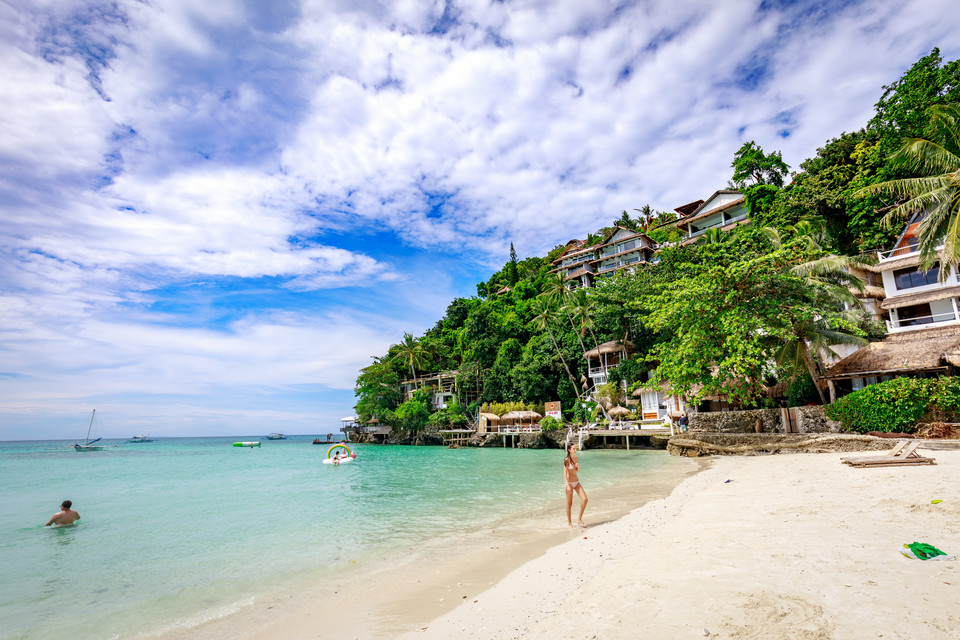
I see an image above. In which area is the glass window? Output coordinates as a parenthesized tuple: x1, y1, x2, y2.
(894, 264, 939, 290)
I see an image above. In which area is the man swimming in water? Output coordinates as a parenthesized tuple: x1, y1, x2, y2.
(45, 500, 80, 526)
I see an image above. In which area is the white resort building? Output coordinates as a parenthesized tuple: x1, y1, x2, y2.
(823, 214, 960, 399)
(551, 226, 656, 290)
(675, 190, 749, 244)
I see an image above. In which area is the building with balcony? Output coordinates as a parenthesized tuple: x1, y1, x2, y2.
(675, 190, 748, 244)
(399, 369, 478, 409)
(550, 227, 655, 290)
(876, 217, 960, 333)
(822, 213, 960, 398)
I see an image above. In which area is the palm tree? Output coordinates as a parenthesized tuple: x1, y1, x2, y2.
(528, 298, 579, 395)
(566, 288, 602, 354)
(857, 104, 960, 279)
(391, 332, 429, 388)
(539, 272, 589, 355)
(775, 311, 868, 404)
(767, 225, 870, 403)
(699, 228, 728, 244)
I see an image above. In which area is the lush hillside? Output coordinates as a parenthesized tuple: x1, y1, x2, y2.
(354, 48, 960, 431)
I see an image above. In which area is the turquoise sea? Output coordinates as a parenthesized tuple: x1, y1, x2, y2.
(0, 436, 689, 640)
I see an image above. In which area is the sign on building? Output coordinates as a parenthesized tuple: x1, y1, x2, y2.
(545, 401, 562, 420)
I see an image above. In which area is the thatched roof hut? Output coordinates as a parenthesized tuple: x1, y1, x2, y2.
(608, 405, 631, 416)
(823, 325, 960, 380)
(584, 340, 635, 358)
(478, 412, 501, 423)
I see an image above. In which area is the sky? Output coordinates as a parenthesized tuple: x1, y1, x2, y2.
(2, 0, 960, 440)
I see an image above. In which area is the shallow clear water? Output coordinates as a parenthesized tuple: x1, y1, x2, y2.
(0, 436, 681, 640)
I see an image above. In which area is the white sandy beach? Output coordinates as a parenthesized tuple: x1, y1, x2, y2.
(391, 448, 960, 640)
(179, 448, 960, 640)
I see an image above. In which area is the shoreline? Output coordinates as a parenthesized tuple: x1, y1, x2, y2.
(152, 451, 703, 640)
(396, 448, 960, 639)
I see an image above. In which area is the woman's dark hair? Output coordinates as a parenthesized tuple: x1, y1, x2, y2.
(565, 442, 575, 461)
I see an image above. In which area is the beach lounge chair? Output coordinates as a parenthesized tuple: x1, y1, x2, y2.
(840, 440, 910, 463)
(844, 441, 936, 468)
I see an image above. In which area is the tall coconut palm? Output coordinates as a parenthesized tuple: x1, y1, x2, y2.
(539, 272, 589, 355)
(528, 298, 579, 395)
(566, 288, 602, 354)
(857, 104, 960, 279)
(391, 332, 429, 388)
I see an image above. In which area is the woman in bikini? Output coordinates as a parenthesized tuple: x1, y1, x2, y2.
(564, 443, 588, 528)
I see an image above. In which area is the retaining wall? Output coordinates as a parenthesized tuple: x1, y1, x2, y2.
(688, 405, 843, 434)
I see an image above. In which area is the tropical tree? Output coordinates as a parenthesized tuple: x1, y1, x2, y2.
(857, 104, 960, 278)
(528, 297, 579, 395)
(391, 332, 430, 386)
(774, 310, 868, 404)
(566, 288, 601, 353)
(539, 272, 588, 355)
(731, 141, 790, 188)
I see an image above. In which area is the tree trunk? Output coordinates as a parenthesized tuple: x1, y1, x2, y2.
(798, 341, 827, 404)
(546, 327, 580, 397)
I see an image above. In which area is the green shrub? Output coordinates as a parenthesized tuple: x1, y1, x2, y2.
(825, 377, 944, 433)
(539, 415, 562, 431)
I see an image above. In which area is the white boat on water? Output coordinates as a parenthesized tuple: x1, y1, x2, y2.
(75, 410, 107, 452)
(265, 432, 286, 440)
(128, 434, 155, 443)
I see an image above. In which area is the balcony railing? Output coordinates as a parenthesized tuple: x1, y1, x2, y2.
(688, 213, 749, 238)
(887, 310, 959, 332)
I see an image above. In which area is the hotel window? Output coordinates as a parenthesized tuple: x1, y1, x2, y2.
(894, 264, 939, 290)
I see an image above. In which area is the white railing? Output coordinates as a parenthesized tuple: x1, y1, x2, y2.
(886, 311, 959, 332)
(688, 213, 749, 239)
(877, 244, 919, 261)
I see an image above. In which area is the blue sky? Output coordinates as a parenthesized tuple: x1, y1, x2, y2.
(2, 0, 959, 440)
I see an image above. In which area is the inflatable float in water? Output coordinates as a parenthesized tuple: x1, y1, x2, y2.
(322, 444, 356, 464)
(233, 441, 261, 447)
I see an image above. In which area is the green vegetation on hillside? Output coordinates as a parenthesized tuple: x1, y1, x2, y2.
(354, 49, 960, 432)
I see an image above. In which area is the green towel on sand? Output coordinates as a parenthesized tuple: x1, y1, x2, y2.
(901, 542, 954, 560)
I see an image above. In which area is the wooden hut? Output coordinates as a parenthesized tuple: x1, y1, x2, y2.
(477, 412, 501, 434)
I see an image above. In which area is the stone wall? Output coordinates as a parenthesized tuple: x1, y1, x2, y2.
(688, 406, 843, 434)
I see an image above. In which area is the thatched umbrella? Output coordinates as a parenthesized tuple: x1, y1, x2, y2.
(607, 405, 630, 427)
(501, 410, 542, 429)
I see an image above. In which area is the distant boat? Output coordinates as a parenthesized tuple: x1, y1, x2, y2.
(265, 432, 286, 440)
(128, 435, 155, 443)
(75, 410, 107, 452)
(313, 433, 335, 444)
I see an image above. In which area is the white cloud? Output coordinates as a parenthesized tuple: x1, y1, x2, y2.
(3, 0, 960, 437)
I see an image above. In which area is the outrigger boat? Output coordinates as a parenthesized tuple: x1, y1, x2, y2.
(75, 410, 107, 452)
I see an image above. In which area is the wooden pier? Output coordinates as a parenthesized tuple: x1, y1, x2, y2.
(439, 429, 474, 446)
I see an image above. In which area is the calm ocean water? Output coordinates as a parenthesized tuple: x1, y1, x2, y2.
(0, 435, 682, 640)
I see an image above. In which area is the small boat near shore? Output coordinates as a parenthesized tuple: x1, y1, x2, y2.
(313, 433, 336, 444)
(75, 410, 107, 452)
